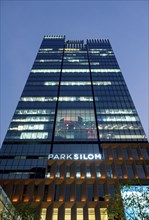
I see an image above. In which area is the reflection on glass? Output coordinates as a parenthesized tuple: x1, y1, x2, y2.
(55, 110, 97, 140)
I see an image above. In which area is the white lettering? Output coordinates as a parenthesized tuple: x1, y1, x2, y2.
(95, 154, 101, 160)
(74, 154, 79, 160)
(88, 154, 94, 160)
(53, 155, 59, 159)
(66, 154, 73, 159)
(48, 154, 53, 159)
(83, 154, 88, 160)
(60, 154, 65, 159)
(48, 154, 102, 160)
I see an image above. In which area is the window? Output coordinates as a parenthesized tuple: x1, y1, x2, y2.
(76, 185, 81, 201)
(10, 124, 44, 131)
(126, 165, 134, 178)
(100, 208, 108, 220)
(65, 208, 71, 220)
(113, 149, 119, 159)
(40, 208, 47, 220)
(116, 164, 123, 178)
(66, 166, 70, 178)
(86, 166, 91, 178)
(31, 69, 61, 73)
(87, 184, 94, 201)
(52, 208, 58, 220)
(65, 185, 70, 201)
(98, 184, 104, 201)
(62, 69, 89, 73)
(91, 69, 120, 73)
(58, 97, 93, 102)
(20, 132, 48, 139)
(56, 165, 60, 178)
(13, 116, 50, 122)
(15, 109, 53, 115)
(106, 165, 113, 178)
(131, 149, 139, 159)
(96, 165, 101, 178)
(136, 165, 145, 178)
(76, 166, 81, 178)
(122, 148, 129, 159)
(108, 184, 115, 197)
(88, 208, 95, 220)
(77, 208, 83, 220)
(141, 148, 149, 159)
(54, 185, 60, 201)
(21, 97, 57, 102)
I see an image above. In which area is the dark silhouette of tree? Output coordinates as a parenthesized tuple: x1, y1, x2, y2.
(2, 202, 37, 220)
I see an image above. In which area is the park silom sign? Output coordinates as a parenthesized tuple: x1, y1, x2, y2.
(48, 154, 102, 160)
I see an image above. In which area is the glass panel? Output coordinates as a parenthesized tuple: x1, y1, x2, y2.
(77, 208, 83, 220)
(52, 208, 58, 220)
(40, 208, 47, 220)
(87, 184, 94, 201)
(126, 165, 134, 178)
(65, 208, 71, 220)
(88, 208, 95, 220)
(100, 208, 108, 220)
(55, 109, 97, 141)
(136, 165, 145, 178)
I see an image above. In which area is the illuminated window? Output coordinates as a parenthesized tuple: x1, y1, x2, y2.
(88, 208, 95, 220)
(12, 116, 50, 122)
(9, 124, 44, 131)
(86, 166, 91, 178)
(93, 81, 111, 85)
(44, 35, 64, 39)
(40, 208, 47, 220)
(100, 54, 108, 56)
(97, 172, 101, 178)
(56, 165, 60, 178)
(100, 208, 108, 220)
(62, 69, 89, 73)
(98, 115, 139, 122)
(45, 173, 50, 178)
(58, 97, 93, 102)
(91, 69, 120, 73)
(52, 208, 58, 220)
(65, 208, 71, 220)
(35, 59, 61, 62)
(20, 132, 48, 139)
(66, 172, 70, 178)
(97, 109, 136, 115)
(60, 81, 91, 86)
(31, 69, 61, 73)
(86, 172, 91, 178)
(44, 82, 59, 86)
(106, 165, 113, 178)
(76, 172, 81, 178)
(39, 48, 53, 51)
(117, 135, 145, 139)
(15, 109, 54, 115)
(77, 208, 83, 220)
(21, 97, 57, 102)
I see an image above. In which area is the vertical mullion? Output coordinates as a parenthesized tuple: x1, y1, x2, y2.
(86, 45, 102, 155)
(50, 45, 65, 154)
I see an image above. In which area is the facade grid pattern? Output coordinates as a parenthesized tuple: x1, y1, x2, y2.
(0, 35, 148, 220)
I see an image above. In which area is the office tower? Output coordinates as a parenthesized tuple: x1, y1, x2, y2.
(0, 36, 148, 220)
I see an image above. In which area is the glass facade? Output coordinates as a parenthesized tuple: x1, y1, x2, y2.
(0, 36, 147, 180)
(0, 35, 148, 220)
